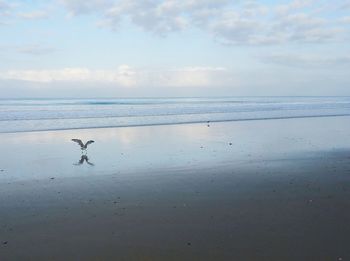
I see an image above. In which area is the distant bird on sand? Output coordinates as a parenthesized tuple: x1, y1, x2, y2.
(71, 139, 94, 152)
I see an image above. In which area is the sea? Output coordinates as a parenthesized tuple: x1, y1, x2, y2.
(1, 96, 350, 133)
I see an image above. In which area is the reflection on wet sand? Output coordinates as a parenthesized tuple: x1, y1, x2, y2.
(74, 154, 94, 166)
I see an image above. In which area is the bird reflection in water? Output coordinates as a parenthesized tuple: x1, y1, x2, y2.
(74, 154, 94, 166)
(71, 139, 95, 166)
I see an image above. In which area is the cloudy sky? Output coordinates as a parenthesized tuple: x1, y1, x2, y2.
(0, 0, 349, 98)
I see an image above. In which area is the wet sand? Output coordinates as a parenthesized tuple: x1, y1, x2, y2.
(1, 117, 350, 260)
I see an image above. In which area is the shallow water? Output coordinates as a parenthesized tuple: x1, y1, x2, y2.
(1, 96, 350, 132)
(1, 116, 350, 182)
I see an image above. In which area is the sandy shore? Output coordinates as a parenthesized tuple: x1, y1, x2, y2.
(1, 117, 350, 260)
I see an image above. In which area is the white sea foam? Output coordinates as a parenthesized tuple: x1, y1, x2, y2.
(0, 97, 349, 133)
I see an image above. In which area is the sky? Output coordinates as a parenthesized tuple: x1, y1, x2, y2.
(0, 0, 349, 98)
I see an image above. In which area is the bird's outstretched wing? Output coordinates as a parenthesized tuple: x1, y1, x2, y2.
(72, 139, 84, 148)
(85, 140, 95, 147)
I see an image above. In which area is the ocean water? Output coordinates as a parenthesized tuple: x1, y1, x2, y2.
(0, 96, 350, 133)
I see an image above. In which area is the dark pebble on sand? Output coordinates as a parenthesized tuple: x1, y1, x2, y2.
(3, 241, 8, 245)
(229, 143, 232, 145)
(50, 177, 55, 180)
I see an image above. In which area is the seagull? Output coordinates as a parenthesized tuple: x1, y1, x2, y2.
(71, 139, 95, 152)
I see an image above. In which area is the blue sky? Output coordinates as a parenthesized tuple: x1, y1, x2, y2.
(0, 0, 350, 98)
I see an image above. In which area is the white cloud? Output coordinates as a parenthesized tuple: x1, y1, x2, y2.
(208, 10, 261, 44)
(59, 0, 348, 45)
(0, 66, 231, 88)
(260, 53, 350, 67)
(0, 0, 12, 24)
(340, 16, 350, 23)
(0, 44, 56, 56)
(1, 1, 52, 24)
(59, 0, 112, 16)
(17, 10, 49, 20)
(275, 0, 314, 16)
(16, 44, 56, 55)
(339, 0, 350, 9)
(210, 4, 344, 45)
(100, 0, 199, 34)
(0, 0, 10, 13)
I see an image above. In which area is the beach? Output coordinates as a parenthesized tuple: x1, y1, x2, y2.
(3, 0, 350, 258)
(1, 116, 350, 260)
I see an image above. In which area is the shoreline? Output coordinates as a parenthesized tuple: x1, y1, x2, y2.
(1, 113, 350, 134)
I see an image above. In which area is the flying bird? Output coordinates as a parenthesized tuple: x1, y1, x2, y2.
(71, 139, 95, 152)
